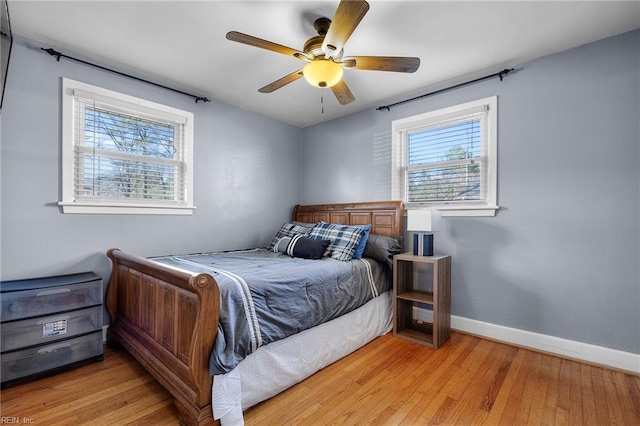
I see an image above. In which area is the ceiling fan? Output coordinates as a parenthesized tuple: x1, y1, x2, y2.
(226, 0, 420, 105)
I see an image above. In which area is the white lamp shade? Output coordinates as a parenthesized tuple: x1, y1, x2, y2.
(407, 209, 441, 232)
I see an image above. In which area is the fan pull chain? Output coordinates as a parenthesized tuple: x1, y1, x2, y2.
(321, 93, 324, 114)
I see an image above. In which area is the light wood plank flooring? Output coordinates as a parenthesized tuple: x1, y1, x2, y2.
(1, 332, 639, 425)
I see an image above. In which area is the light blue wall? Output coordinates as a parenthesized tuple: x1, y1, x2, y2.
(0, 39, 302, 286)
(300, 30, 640, 354)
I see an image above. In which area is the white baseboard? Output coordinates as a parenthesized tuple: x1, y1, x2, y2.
(451, 315, 640, 374)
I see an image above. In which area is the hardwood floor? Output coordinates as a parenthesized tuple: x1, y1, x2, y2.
(1, 332, 639, 425)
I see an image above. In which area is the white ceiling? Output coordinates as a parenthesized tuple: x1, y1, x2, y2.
(8, 1, 640, 128)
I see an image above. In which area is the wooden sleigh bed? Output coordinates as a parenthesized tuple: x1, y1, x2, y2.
(105, 201, 404, 426)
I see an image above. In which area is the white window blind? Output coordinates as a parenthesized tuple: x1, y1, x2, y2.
(74, 97, 186, 204)
(60, 79, 195, 215)
(392, 97, 498, 217)
(405, 111, 486, 203)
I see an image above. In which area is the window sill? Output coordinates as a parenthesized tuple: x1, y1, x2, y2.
(58, 202, 196, 215)
(406, 204, 499, 217)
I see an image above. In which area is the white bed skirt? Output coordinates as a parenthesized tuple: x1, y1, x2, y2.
(212, 290, 393, 425)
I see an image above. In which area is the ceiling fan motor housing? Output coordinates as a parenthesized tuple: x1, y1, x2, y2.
(304, 19, 343, 60)
(303, 35, 326, 58)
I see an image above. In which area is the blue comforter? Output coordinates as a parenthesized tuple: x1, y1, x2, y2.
(150, 248, 391, 375)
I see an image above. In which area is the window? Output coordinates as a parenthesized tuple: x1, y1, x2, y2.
(392, 96, 498, 217)
(60, 78, 195, 214)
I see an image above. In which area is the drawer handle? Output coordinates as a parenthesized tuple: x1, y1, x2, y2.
(37, 315, 71, 325)
(37, 342, 72, 354)
(36, 288, 72, 297)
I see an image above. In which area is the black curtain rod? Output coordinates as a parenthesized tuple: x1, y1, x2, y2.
(376, 68, 515, 112)
(41, 47, 211, 104)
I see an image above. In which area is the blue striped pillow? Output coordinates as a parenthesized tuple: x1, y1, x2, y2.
(309, 222, 366, 261)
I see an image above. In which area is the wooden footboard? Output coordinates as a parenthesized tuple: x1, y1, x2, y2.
(106, 249, 220, 426)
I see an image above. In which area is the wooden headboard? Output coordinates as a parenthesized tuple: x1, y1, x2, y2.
(292, 201, 404, 237)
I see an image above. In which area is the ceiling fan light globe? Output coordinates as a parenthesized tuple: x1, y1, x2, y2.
(303, 59, 343, 89)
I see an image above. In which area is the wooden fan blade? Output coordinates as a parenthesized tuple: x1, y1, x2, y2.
(342, 56, 420, 73)
(226, 31, 311, 60)
(258, 70, 304, 93)
(331, 79, 355, 105)
(322, 0, 370, 58)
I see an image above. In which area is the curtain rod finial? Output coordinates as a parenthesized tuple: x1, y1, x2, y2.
(498, 68, 515, 81)
(41, 47, 62, 61)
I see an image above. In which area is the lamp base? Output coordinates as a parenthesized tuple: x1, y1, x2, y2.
(413, 233, 434, 256)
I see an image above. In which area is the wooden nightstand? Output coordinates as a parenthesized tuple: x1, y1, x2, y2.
(392, 252, 451, 349)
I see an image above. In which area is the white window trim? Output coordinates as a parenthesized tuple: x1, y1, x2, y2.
(59, 78, 196, 215)
(392, 96, 498, 217)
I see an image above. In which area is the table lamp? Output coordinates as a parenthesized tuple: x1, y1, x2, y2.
(407, 209, 441, 256)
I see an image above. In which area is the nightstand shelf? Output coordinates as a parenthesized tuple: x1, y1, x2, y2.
(396, 291, 434, 304)
(393, 253, 451, 349)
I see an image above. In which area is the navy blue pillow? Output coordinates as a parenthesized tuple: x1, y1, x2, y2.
(286, 235, 331, 260)
(351, 224, 371, 259)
